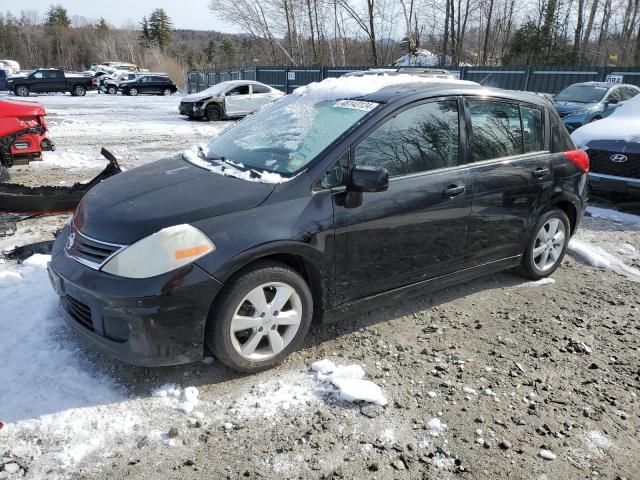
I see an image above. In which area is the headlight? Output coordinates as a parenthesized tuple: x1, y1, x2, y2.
(566, 109, 590, 116)
(101, 224, 215, 279)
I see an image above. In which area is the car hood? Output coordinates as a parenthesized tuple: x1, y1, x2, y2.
(554, 101, 597, 113)
(181, 92, 221, 102)
(75, 156, 276, 245)
(571, 114, 640, 147)
(0, 98, 46, 118)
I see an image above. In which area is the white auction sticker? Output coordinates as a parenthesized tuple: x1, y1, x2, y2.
(333, 100, 379, 111)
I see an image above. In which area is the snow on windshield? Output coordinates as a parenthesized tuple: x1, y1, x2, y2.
(571, 94, 640, 147)
(200, 74, 477, 176)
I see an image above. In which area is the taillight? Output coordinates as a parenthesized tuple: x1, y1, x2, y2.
(564, 149, 589, 173)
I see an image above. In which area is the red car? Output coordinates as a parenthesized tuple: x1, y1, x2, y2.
(0, 98, 54, 176)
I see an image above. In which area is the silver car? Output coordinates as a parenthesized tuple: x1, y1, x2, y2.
(179, 80, 284, 121)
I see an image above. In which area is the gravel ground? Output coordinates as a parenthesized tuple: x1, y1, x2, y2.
(1, 92, 639, 480)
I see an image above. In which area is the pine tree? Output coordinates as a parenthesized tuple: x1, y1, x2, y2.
(45, 5, 71, 28)
(148, 9, 173, 49)
(222, 37, 236, 66)
(96, 17, 109, 34)
(140, 16, 150, 45)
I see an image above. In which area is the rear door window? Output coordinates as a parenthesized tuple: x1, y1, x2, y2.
(468, 100, 522, 161)
(252, 84, 270, 94)
(354, 99, 460, 177)
(520, 105, 544, 153)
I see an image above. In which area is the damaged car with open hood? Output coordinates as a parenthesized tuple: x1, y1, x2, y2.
(48, 75, 588, 372)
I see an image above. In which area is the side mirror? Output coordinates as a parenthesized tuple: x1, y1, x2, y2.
(349, 165, 389, 192)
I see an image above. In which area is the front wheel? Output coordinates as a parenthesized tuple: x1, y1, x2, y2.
(206, 261, 313, 372)
(517, 209, 570, 280)
(162, 88, 172, 96)
(107, 86, 117, 95)
(14, 85, 29, 97)
(128, 87, 139, 96)
(205, 104, 222, 121)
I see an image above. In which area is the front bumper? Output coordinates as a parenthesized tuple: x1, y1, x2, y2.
(179, 102, 205, 117)
(48, 228, 223, 366)
(589, 172, 640, 196)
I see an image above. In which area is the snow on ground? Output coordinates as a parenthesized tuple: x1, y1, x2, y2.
(568, 238, 640, 282)
(0, 256, 323, 477)
(311, 359, 388, 406)
(0, 91, 230, 175)
(587, 205, 640, 226)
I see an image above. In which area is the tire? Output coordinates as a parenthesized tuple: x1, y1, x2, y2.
(128, 87, 139, 96)
(162, 88, 172, 96)
(517, 208, 570, 280)
(107, 86, 117, 95)
(73, 85, 86, 96)
(205, 261, 313, 373)
(14, 85, 29, 97)
(205, 104, 222, 121)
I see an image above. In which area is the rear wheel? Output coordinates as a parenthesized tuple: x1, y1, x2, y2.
(72, 85, 86, 96)
(205, 104, 222, 121)
(517, 209, 570, 280)
(14, 85, 29, 97)
(205, 261, 313, 372)
(128, 87, 139, 96)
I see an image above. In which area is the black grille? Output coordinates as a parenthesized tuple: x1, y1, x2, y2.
(66, 228, 122, 268)
(587, 149, 640, 179)
(65, 295, 94, 331)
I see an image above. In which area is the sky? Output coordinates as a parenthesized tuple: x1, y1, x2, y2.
(14, 0, 239, 32)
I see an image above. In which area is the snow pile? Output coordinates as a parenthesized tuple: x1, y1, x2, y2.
(426, 417, 447, 437)
(183, 145, 289, 184)
(584, 430, 611, 451)
(392, 48, 469, 67)
(568, 238, 640, 282)
(572, 95, 640, 146)
(587, 206, 640, 226)
(230, 377, 317, 418)
(617, 243, 637, 255)
(153, 384, 200, 414)
(515, 277, 556, 288)
(311, 359, 388, 406)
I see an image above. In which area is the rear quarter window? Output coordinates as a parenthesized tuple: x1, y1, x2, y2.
(550, 112, 575, 152)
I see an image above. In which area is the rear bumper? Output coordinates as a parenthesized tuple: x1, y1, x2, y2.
(589, 172, 640, 196)
(48, 228, 223, 366)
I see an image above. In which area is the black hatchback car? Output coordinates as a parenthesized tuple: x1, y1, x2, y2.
(118, 74, 177, 96)
(48, 78, 588, 372)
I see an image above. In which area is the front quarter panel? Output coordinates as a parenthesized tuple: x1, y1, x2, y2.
(193, 189, 336, 308)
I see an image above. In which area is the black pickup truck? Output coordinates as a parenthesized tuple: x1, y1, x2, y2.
(7, 68, 97, 97)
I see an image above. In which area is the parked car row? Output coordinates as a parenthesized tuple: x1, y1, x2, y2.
(96, 70, 178, 96)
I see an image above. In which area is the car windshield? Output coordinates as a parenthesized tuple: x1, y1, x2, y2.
(555, 85, 608, 103)
(196, 96, 378, 175)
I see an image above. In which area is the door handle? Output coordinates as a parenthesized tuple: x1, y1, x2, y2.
(532, 167, 550, 178)
(443, 184, 466, 197)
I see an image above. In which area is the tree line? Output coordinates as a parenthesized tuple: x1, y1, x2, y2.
(1, 0, 640, 76)
(209, 0, 640, 66)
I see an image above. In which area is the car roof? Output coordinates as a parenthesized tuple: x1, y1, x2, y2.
(359, 82, 551, 108)
(220, 80, 269, 86)
(570, 81, 639, 88)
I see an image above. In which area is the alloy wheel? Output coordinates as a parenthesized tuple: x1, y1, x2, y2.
(16, 86, 29, 96)
(229, 282, 302, 361)
(129, 88, 138, 96)
(532, 218, 566, 271)
(163, 88, 171, 96)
